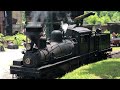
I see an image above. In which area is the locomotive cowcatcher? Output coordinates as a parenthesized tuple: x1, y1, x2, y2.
(10, 12, 112, 79)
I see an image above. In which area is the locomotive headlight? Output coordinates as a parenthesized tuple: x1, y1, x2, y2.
(26, 43, 31, 50)
(24, 58, 31, 65)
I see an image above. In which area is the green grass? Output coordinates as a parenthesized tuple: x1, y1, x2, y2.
(112, 47, 120, 52)
(61, 58, 120, 79)
(19, 46, 25, 49)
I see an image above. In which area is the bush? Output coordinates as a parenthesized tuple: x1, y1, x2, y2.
(103, 29, 110, 33)
(0, 42, 3, 46)
(14, 33, 26, 46)
(84, 12, 111, 25)
(3, 33, 26, 46)
(84, 13, 99, 25)
(0, 33, 4, 38)
(117, 34, 120, 38)
(0, 33, 4, 46)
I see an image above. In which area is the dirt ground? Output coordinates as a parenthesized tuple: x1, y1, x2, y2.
(0, 49, 24, 79)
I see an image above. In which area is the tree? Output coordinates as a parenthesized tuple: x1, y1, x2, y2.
(111, 11, 120, 22)
(84, 11, 120, 25)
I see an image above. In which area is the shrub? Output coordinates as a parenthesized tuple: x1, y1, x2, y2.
(0, 42, 3, 46)
(13, 33, 26, 46)
(0, 33, 4, 38)
(103, 29, 110, 33)
(3, 33, 26, 46)
(0, 33, 4, 46)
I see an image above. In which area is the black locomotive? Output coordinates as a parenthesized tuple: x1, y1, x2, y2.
(10, 12, 112, 79)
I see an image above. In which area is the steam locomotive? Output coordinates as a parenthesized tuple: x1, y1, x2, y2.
(10, 12, 112, 79)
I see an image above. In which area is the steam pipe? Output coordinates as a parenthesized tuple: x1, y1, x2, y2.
(74, 12, 95, 21)
(66, 12, 95, 26)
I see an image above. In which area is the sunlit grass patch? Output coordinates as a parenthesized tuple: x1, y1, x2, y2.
(112, 47, 120, 52)
(61, 58, 120, 79)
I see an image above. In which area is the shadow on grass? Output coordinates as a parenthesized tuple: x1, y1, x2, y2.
(82, 60, 120, 79)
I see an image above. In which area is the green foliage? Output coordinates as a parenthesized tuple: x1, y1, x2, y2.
(4, 36, 14, 41)
(14, 33, 26, 46)
(103, 14, 111, 24)
(111, 11, 120, 22)
(104, 29, 110, 33)
(84, 11, 120, 25)
(0, 33, 4, 46)
(99, 11, 109, 17)
(84, 12, 109, 25)
(3, 33, 26, 46)
(0, 42, 3, 46)
(0, 33, 4, 38)
(61, 58, 120, 79)
(112, 47, 120, 52)
(0, 32, 26, 46)
(84, 13, 99, 24)
(117, 34, 120, 37)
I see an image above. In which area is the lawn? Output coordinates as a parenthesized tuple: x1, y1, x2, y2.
(60, 47, 120, 79)
(112, 47, 120, 52)
(61, 58, 120, 79)
(19, 46, 25, 49)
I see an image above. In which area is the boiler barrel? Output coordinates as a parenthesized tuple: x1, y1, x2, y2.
(23, 40, 74, 68)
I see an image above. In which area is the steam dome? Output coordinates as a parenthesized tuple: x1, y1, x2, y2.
(51, 30, 63, 42)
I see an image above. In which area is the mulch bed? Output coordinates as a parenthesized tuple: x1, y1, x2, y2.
(7, 44, 19, 49)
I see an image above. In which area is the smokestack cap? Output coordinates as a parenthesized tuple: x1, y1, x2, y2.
(26, 22, 43, 28)
(25, 22, 43, 36)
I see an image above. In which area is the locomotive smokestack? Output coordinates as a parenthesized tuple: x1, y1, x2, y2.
(25, 22, 45, 49)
